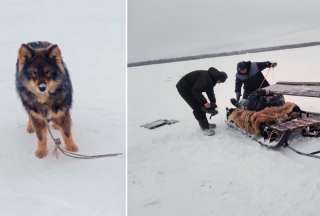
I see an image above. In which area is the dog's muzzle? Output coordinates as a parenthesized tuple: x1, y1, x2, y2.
(38, 83, 47, 92)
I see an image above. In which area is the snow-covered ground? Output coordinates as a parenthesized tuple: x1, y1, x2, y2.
(128, 0, 320, 62)
(0, 1, 125, 215)
(128, 45, 320, 216)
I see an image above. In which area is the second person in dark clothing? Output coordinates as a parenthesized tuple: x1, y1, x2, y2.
(233, 61, 277, 107)
(176, 67, 228, 136)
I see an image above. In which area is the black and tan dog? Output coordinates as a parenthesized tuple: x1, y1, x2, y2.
(16, 41, 78, 158)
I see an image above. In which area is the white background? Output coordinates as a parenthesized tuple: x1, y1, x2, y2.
(0, 0, 125, 215)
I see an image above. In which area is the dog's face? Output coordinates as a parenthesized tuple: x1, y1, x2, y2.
(17, 44, 65, 97)
(226, 107, 235, 120)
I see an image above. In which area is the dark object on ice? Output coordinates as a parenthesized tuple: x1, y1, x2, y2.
(235, 61, 275, 99)
(230, 89, 285, 111)
(227, 81, 320, 160)
(141, 119, 179, 130)
(128, 42, 320, 67)
(176, 67, 227, 130)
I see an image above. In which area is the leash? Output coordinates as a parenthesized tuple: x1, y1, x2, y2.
(46, 120, 122, 159)
(286, 144, 320, 160)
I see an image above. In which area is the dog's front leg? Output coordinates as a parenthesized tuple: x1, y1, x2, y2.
(31, 117, 48, 158)
(26, 115, 35, 133)
(53, 112, 78, 152)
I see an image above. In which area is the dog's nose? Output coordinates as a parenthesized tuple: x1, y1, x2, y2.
(38, 83, 47, 92)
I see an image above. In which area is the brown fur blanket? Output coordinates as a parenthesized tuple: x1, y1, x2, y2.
(227, 102, 297, 135)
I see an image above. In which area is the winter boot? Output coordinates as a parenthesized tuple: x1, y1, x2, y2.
(198, 119, 215, 136)
(198, 118, 209, 130)
(209, 123, 216, 129)
(202, 128, 215, 136)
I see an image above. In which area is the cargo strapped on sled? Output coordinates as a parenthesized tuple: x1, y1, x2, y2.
(267, 82, 320, 159)
(228, 81, 320, 160)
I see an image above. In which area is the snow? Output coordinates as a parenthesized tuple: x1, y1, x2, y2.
(0, 0, 125, 216)
(128, 45, 320, 216)
(128, 0, 320, 62)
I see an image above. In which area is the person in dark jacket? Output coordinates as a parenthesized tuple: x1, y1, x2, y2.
(245, 89, 285, 111)
(234, 61, 277, 105)
(176, 67, 228, 135)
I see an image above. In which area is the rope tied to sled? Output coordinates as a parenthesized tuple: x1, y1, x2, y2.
(46, 120, 122, 159)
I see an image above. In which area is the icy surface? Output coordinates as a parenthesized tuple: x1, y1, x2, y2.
(0, 0, 125, 215)
(128, 46, 320, 216)
(128, 0, 320, 62)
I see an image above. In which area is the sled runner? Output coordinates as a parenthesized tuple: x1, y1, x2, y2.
(227, 82, 320, 160)
(227, 112, 320, 148)
(141, 119, 179, 129)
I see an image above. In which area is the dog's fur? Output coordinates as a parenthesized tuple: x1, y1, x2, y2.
(16, 41, 78, 158)
(227, 102, 297, 135)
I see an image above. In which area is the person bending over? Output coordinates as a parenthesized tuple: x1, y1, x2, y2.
(176, 67, 228, 136)
(232, 61, 277, 107)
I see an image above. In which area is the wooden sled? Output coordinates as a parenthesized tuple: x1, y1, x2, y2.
(227, 82, 320, 160)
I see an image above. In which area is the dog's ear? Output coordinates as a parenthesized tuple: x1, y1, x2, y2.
(226, 107, 235, 119)
(18, 44, 34, 72)
(226, 107, 230, 118)
(47, 44, 65, 72)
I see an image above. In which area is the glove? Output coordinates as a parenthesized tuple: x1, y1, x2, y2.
(271, 62, 277, 67)
(206, 108, 218, 116)
(210, 102, 217, 109)
(236, 92, 241, 102)
(201, 103, 218, 115)
(267, 62, 277, 68)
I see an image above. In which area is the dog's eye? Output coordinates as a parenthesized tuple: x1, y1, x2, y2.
(30, 70, 37, 78)
(44, 70, 51, 77)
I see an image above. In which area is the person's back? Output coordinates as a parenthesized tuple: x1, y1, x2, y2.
(176, 70, 208, 90)
(176, 67, 228, 136)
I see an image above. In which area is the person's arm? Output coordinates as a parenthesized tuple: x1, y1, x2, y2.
(235, 77, 243, 101)
(192, 78, 208, 105)
(256, 61, 274, 71)
(206, 88, 216, 104)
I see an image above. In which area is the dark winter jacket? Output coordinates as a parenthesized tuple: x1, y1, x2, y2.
(176, 68, 226, 105)
(246, 90, 285, 111)
(235, 61, 272, 99)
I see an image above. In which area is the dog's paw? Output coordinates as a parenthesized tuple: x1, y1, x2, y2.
(35, 148, 48, 158)
(65, 143, 78, 152)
